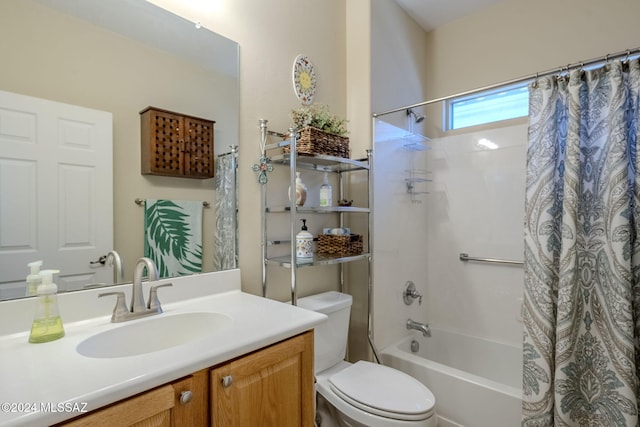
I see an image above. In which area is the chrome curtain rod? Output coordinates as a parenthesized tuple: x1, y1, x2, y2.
(459, 252, 524, 266)
(373, 46, 640, 118)
(134, 198, 210, 207)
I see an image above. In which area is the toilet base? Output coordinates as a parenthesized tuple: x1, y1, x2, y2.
(317, 392, 363, 427)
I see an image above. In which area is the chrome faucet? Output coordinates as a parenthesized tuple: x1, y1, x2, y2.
(105, 250, 124, 284)
(131, 257, 158, 312)
(407, 319, 431, 337)
(99, 257, 172, 323)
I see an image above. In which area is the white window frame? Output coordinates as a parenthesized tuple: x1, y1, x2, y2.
(445, 82, 530, 131)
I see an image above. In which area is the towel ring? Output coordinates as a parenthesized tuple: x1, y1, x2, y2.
(135, 198, 210, 207)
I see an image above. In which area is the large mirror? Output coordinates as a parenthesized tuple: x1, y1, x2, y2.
(0, 0, 239, 300)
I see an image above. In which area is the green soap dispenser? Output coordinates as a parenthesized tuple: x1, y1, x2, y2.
(29, 269, 65, 343)
(25, 260, 43, 297)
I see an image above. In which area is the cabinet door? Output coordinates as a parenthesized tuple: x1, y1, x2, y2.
(141, 108, 184, 176)
(210, 331, 314, 427)
(59, 385, 174, 427)
(171, 369, 209, 426)
(184, 116, 214, 178)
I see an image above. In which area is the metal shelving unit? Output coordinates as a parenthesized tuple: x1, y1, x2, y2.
(259, 119, 372, 305)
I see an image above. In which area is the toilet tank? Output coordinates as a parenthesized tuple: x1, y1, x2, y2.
(297, 291, 352, 373)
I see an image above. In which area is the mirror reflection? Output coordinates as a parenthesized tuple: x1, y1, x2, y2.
(0, 0, 239, 300)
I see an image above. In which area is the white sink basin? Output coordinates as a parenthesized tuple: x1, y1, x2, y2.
(77, 312, 232, 358)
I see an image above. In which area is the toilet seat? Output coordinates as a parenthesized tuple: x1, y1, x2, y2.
(328, 361, 435, 421)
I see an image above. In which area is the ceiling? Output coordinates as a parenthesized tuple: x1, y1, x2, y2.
(395, 0, 504, 31)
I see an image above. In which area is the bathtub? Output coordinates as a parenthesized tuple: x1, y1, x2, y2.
(380, 329, 522, 427)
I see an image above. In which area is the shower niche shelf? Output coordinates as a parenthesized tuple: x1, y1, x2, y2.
(259, 119, 372, 304)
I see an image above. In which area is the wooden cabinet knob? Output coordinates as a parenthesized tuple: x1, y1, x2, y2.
(221, 375, 233, 388)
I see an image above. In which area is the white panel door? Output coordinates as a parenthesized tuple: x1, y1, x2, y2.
(0, 90, 113, 298)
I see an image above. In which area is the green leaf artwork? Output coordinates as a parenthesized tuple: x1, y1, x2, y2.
(144, 200, 202, 278)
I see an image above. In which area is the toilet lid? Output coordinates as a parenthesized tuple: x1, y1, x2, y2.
(328, 361, 435, 421)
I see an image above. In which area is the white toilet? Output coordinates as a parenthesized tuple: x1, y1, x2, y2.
(297, 291, 436, 427)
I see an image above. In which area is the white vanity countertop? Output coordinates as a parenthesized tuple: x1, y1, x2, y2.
(0, 270, 326, 426)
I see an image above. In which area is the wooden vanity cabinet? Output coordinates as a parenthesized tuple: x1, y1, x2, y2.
(210, 330, 314, 427)
(58, 370, 208, 427)
(58, 384, 176, 427)
(171, 370, 209, 426)
(56, 332, 313, 427)
(140, 106, 215, 179)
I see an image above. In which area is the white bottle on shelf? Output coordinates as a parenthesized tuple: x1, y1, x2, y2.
(319, 172, 332, 207)
(296, 219, 314, 258)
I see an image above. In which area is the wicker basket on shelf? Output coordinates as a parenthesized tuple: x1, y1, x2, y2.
(283, 127, 350, 158)
(317, 234, 363, 256)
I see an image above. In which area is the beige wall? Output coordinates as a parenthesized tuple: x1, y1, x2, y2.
(150, 0, 348, 299)
(3, 0, 351, 301)
(0, 0, 238, 281)
(426, 0, 640, 100)
(151, 0, 428, 361)
(423, 0, 640, 138)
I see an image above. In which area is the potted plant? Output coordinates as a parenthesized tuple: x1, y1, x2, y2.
(288, 104, 350, 158)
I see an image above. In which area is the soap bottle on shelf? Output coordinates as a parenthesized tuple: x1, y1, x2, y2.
(25, 260, 43, 297)
(289, 172, 307, 207)
(29, 269, 65, 343)
(319, 172, 332, 207)
(296, 219, 314, 258)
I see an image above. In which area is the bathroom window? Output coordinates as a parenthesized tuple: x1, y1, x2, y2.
(446, 82, 530, 130)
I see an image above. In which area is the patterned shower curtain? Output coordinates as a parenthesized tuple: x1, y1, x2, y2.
(522, 59, 640, 426)
(213, 150, 238, 271)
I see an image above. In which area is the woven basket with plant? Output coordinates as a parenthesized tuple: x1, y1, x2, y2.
(285, 104, 350, 158)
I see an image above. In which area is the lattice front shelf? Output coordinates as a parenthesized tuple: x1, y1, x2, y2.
(140, 107, 215, 179)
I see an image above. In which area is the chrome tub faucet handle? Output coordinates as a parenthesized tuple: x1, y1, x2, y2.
(403, 281, 423, 305)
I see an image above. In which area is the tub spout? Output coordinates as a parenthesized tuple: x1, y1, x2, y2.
(407, 319, 431, 337)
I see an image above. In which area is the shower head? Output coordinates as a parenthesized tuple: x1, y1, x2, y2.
(407, 108, 425, 124)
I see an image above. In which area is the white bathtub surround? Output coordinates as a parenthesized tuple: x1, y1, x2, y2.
(382, 330, 522, 427)
(372, 119, 526, 426)
(424, 124, 527, 346)
(0, 269, 326, 426)
(372, 120, 526, 351)
(372, 120, 430, 350)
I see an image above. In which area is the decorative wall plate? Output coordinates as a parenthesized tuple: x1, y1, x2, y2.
(292, 54, 316, 105)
